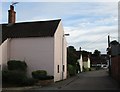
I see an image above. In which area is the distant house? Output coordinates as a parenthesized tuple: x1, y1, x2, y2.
(82, 56, 91, 69)
(90, 54, 108, 67)
(76, 50, 91, 71)
(78, 54, 83, 72)
(0, 5, 67, 82)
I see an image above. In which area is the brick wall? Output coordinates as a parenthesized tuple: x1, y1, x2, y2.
(111, 56, 120, 83)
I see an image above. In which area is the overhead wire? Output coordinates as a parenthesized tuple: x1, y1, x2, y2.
(80, 33, 108, 48)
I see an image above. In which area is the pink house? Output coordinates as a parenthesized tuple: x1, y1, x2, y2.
(0, 5, 68, 82)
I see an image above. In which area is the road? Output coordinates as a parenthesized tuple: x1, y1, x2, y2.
(35, 69, 120, 90)
(60, 69, 120, 90)
(2, 69, 120, 91)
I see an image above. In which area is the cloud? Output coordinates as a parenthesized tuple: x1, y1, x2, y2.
(0, 3, 2, 23)
(1, 0, 119, 2)
(65, 24, 118, 53)
(1, 2, 118, 53)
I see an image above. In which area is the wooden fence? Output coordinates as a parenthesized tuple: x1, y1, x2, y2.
(111, 56, 120, 84)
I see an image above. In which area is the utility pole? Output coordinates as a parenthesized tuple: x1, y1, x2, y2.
(108, 35, 111, 75)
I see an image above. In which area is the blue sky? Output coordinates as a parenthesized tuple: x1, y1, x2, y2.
(1, 1, 118, 54)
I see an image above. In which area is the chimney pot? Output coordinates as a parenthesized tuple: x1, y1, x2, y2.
(10, 5, 14, 10)
(8, 5, 16, 24)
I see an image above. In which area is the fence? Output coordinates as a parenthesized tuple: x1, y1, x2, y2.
(111, 55, 120, 84)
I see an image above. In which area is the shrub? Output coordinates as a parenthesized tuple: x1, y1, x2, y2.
(32, 70, 47, 79)
(2, 70, 27, 84)
(7, 60, 27, 71)
(67, 64, 76, 76)
(37, 75, 54, 80)
(21, 78, 38, 86)
(32, 70, 54, 80)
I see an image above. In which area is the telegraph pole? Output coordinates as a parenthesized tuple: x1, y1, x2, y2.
(108, 35, 111, 75)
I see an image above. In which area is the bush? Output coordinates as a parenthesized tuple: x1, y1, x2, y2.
(2, 70, 27, 84)
(32, 70, 47, 79)
(7, 60, 27, 71)
(21, 78, 38, 86)
(67, 64, 76, 76)
(32, 70, 54, 80)
(38, 75, 54, 80)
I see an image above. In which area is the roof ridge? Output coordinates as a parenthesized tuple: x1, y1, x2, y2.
(1, 19, 61, 25)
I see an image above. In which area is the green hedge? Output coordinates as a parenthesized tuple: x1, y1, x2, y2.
(3, 60, 37, 86)
(68, 64, 76, 76)
(21, 78, 38, 86)
(2, 70, 26, 84)
(32, 70, 54, 80)
(7, 60, 27, 71)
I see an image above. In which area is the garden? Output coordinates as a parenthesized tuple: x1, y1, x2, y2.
(2, 60, 54, 87)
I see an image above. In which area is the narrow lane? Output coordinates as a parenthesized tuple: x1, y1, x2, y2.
(61, 69, 120, 90)
(2, 69, 120, 91)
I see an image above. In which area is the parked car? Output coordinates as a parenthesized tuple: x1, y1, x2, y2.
(102, 65, 108, 69)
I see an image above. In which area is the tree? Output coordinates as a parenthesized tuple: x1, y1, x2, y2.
(67, 46, 76, 52)
(93, 50, 101, 57)
(67, 46, 78, 66)
(67, 46, 79, 75)
(110, 40, 119, 45)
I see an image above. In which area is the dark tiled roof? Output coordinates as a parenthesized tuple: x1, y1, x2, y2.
(1, 19, 61, 43)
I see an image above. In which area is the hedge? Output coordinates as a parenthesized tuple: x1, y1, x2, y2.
(32, 70, 54, 80)
(7, 60, 27, 71)
(2, 70, 27, 84)
(68, 64, 76, 76)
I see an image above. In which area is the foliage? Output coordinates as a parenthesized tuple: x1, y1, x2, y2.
(32, 70, 54, 80)
(21, 78, 38, 86)
(34, 75, 54, 80)
(67, 46, 76, 52)
(2, 70, 27, 84)
(32, 70, 47, 77)
(67, 46, 78, 66)
(7, 60, 27, 71)
(3, 60, 37, 86)
(67, 64, 76, 76)
(110, 40, 119, 45)
(93, 50, 101, 57)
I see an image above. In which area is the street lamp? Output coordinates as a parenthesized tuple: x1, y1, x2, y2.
(64, 34, 70, 36)
(62, 33, 70, 80)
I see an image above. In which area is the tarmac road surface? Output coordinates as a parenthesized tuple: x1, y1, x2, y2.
(2, 69, 120, 91)
(60, 69, 120, 90)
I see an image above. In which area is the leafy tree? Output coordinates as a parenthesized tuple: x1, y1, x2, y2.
(110, 40, 119, 45)
(67, 46, 76, 53)
(67, 46, 78, 66)
(67, 46, 78, 76)
(93, 50, 101, 57)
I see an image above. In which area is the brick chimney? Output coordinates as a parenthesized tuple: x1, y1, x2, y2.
(8, 5, 16, 24)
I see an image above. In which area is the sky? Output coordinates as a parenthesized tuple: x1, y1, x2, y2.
(0, 0, 119, 54)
